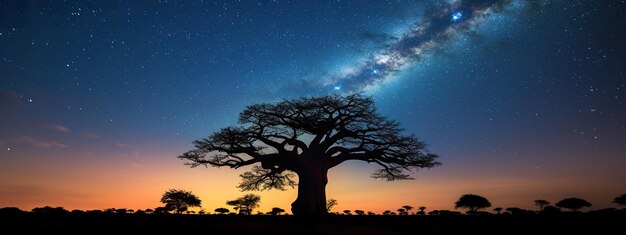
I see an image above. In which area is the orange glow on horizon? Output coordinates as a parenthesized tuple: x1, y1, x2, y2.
(1, 148, 623, 214)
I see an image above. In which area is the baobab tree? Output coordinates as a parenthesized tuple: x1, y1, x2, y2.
(178, 94, 441, 216)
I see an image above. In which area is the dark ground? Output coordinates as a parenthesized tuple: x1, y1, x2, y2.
(1, 210, 624, 234)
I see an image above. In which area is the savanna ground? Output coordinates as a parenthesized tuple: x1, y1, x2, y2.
(2, 210, 624, 235)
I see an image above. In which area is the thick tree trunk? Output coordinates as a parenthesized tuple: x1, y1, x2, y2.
(291, 165, 328, 217)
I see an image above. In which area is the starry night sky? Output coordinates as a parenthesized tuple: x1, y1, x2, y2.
(1, 1, 625, 212)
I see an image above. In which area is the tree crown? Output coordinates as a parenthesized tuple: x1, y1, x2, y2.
(160, 189, 201, 213)
(614, 194, 626, 206)
(555, 198, 591, 211)
(179, 94, 440, 191)
(454, 194, 491, 212)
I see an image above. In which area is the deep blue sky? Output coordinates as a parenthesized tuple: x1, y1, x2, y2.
(1, 0, 625, 210)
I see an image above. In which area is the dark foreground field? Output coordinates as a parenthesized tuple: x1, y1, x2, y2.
(2, 211, 624, 235)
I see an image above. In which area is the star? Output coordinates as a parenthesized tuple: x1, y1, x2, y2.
(452, 12, 462, 21)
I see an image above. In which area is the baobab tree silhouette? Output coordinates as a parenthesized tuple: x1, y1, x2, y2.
(179, 94, 440, 216)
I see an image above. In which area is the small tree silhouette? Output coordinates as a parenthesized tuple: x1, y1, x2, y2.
(455, 194, 491, 214)
(555, 198, 591, 211)
(534, 200, 550, 211)
(343, 210, 352, 215)
(354, 210, 365, 215)
(269, 207, 285, 215)
(115, 208, 128, 214)
(614, 194, 626, 207)
(160, 189, 202, 214)
(402, 205, 413, 215)
(226, 194, 261, 215)
(214, 208, 230, 214)
(198, 209, 206, 215)
(493, 207, 502, 214)
(383, 210, 392, 215)
(145, 208, 154, 214)
(397, 208, 407, 215)
(417, 206, 426, 215)
(326, 199, 338, 213)
(367, 211, 376, 215)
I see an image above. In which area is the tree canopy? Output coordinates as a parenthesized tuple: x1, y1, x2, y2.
(555, 198, 591, 211)
(178, 94, 440, 216)
(160, 189, 201, 214)
(454, 194, 491, 213)
(614, 194, 626, 206)
(226, 194, 261, 215)
(534, 200, 550, 211)
(214, 208, 230, 214)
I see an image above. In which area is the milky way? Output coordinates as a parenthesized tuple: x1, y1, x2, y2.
(327, 0, 519, 92)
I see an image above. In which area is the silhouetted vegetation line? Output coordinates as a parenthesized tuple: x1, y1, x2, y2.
(2, 207, 625, 234)
(178, 94, 441, 216)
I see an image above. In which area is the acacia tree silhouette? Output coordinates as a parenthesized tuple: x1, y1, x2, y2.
(226, 194, 261, 215)
(555, 198, 591, 211)
(417, 206, 426, 215)
(160, 189, 201, 214)
(614, 194, 626, 207)
(402, 205, 413, 215)
(455, 194, 491, 214)
(179, 94, 440, 216)
(493, 207, 502, 214)
(534, 199, 550, 211)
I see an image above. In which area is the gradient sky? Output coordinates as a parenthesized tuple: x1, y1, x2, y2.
(1, 0, 625, 214)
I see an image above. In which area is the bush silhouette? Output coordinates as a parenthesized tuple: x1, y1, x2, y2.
(555, 198, 592, 211)
(269, 207, 285, 215)
(455, 194, 491, 214)
(179, 94, 440, 216)
(614, 194, 626, 207)
(32, 206, 68, 215)
(214, 208, 230, 214)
